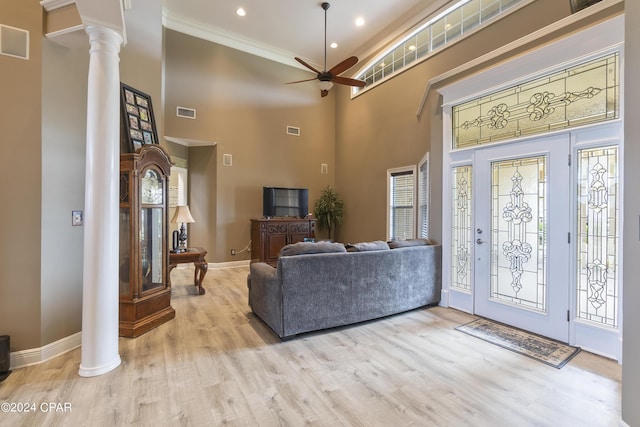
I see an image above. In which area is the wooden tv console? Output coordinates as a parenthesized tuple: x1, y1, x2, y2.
(250, 218, 317, 267)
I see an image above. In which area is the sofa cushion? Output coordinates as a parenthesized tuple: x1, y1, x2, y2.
(345, 240, 390, 252)
(387, 238, 432, 249)
(279, 241, 347, 256)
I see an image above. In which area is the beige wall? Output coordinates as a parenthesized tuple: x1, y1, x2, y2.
(334, 0, 570, 246)
(0, 0, 164, 352)
(40, 38, 88, 345)
(37, 0, 165, 348)
(164, 30, 336, 261)
(120, 0, 164, 142)
(3, 6, 639, 420)
(0, 0, 43, 351)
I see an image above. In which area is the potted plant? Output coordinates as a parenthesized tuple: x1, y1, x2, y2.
(314, 185, 344, 241)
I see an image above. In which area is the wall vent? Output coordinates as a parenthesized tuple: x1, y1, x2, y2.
(321, 163, 328, 174)
(0, 25, 29, 60)
(223, 154, 232, 167)
(176, 106, 196, 119)
(286, 126, 301, 136)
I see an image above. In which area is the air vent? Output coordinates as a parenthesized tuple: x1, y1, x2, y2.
(321, 163, 328, 174)
(176, 106, 196, 119)
(0, 25, 29, 60)
(223, 154, 232, 166)
(286, 126, 301, 136)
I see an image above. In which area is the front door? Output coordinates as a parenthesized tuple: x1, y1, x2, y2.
(474, 135, 571, 342)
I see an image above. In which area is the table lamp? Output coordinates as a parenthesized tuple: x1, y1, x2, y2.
(171, 205, 195, 253)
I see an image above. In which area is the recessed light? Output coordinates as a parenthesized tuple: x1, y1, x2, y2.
(330, 42, 338, 49)
(355, 17, 365, 27)
(236, 7, 246, 17)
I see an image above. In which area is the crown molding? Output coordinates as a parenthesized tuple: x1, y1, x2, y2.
(162, 9, 313, 72)
(165, 136, 217, 147)
(417, 0, 623, 118)
(40, 0, 76, 12)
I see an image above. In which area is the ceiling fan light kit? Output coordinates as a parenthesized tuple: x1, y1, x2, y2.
(286, 2, 366, 97)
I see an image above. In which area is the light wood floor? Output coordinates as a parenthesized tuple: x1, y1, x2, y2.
(0, 266, 621, 426)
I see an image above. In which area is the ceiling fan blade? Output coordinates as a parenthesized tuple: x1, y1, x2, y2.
(332, 75, 366, 88)
(328, 56, 358, 76)
(295, 57, 321, 74)
(284, 78, 318, 84)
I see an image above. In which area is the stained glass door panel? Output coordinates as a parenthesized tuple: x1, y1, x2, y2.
(474, 135, 570, 342)
(490, 157, 546, 311)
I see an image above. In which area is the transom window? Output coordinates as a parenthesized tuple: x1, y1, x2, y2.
(353, 0, 528, 96)
(452, 52, 620, 149)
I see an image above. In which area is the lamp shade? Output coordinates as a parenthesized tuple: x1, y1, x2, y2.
(171, 205, 195, 224)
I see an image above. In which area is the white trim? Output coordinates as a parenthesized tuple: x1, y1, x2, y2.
(353, 0, 535, 99)
(209, 260, 250, 269)
(43, 25, 88, 49)
(162, 10, 310, 72)
(386, 165, 417, 241)
(418, 0, 623, 117)
(165, 136, 217, 147)
(10, 332, 81, 370)
(417, 152, 430, 239)
(40, 0, 76, 12)
(8, 262, 249, 370)
(439, 15, 624, 360)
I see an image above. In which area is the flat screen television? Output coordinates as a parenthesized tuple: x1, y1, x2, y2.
(263, 187, 309, 218)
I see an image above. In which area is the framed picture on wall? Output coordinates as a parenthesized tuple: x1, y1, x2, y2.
(120, 83, 160, 153)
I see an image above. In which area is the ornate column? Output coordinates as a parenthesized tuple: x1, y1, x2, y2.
(78, 25, 123, 377)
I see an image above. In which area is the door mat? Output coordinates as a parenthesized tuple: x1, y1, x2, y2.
(455, 318, 580, 369)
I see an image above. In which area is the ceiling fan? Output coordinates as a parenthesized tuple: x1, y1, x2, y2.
(286, 2, 366, 97)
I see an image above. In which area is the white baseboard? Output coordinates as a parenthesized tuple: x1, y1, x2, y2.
(10, 332, 81, 370)
(8, 263, 247, 370)
(439, 289, 449, 307)
(209, 260, 250, 269)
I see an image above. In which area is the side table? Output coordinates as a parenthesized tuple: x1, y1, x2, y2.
(169, 247, 208, 295)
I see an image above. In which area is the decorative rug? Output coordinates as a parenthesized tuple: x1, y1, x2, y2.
(455, 318, 580, 369)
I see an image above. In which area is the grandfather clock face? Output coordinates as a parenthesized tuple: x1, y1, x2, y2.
(141, 169, 163, 205)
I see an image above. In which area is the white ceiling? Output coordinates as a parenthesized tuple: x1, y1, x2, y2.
(162, 0, 448, 73)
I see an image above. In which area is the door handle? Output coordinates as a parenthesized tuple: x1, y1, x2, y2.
(476, 238, 486, 244)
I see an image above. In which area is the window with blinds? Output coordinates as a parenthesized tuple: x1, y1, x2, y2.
(388, 167, 416, 240)
(418, 154, 430, 239)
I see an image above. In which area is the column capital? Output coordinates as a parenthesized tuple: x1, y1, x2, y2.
(85, 25, 123, 54)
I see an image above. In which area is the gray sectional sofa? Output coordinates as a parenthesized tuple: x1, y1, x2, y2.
(247, 241, 442, 339)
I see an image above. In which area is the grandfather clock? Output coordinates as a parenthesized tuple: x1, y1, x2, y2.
(119, 144, 175, 337)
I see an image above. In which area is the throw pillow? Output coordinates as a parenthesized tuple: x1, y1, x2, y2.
(387, 238, 432, 249)
(279, 241, 347, 257)
(345, 240, 390, 252)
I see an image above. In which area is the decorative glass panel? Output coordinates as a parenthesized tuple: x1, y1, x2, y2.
(119, 173, 129, 203)
(119, 208, 131, 296)
(451, 165, 472, 291)
(491, 156, 546, 311)
(453, 53, 619, 148)
(576, 146, 619, 327)
(141, 207, 164, 292)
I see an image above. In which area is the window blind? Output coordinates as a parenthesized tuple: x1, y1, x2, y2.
(390, 171, 415, 240)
